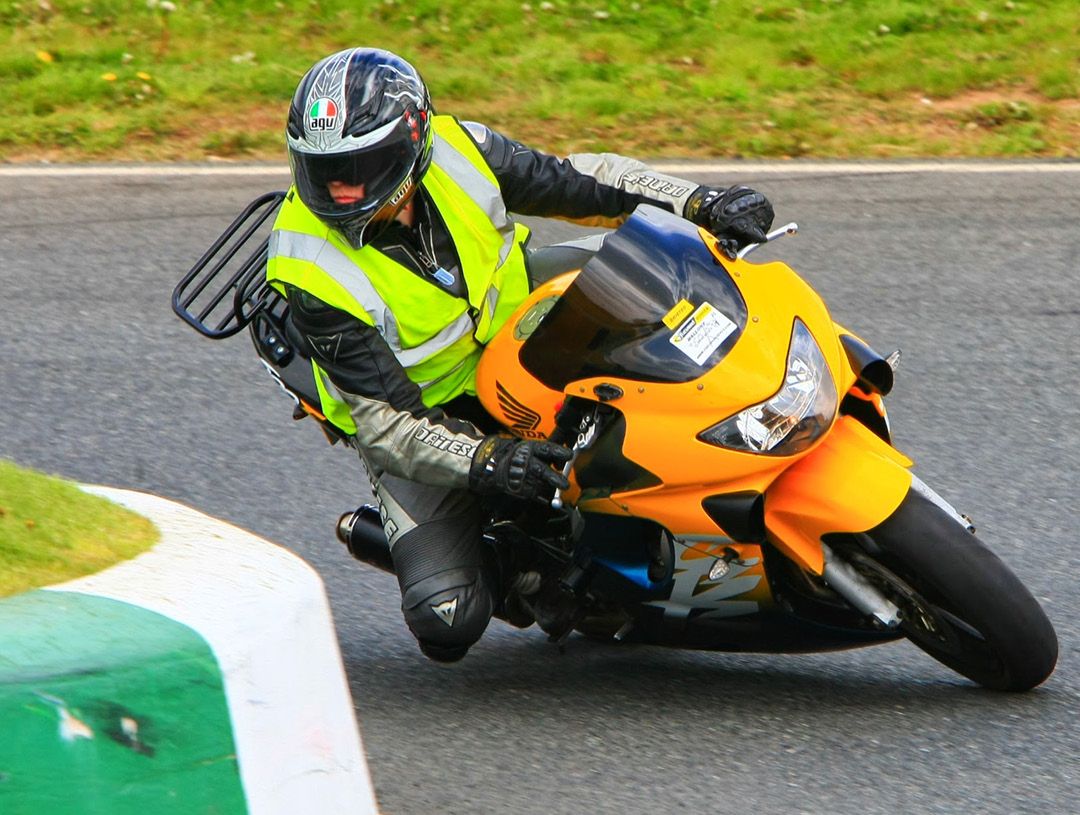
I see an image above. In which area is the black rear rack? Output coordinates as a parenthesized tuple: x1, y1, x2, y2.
(172, 191, 286, 339)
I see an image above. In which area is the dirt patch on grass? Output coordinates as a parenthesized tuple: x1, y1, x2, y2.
(925, 87, 1080, 112)
(2, 91, 1077, 164)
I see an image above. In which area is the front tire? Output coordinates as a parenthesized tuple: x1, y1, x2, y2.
(842, 489, 1057, 691)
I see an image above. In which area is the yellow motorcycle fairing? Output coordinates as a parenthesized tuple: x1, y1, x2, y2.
(763, 415, 912, 573)
(476, 210, 913, 580)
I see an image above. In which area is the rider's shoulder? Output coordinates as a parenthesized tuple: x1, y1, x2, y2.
(459, 120, 493, 146)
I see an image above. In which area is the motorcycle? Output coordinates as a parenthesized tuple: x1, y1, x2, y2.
(173, 193, 1058, 691)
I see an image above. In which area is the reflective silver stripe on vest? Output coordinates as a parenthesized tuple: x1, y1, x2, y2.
(431, 135, 516, 322)
(487, 286, 502, 322)
(414, 356, 470, 392)
(269, 229, 390, 334)
(316, 364, 347, 402)
(383, 309, 476, 368)
(270, 224, 477, 369)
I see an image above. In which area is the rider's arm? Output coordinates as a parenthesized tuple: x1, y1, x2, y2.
(461, 121, 701, 225)
(285, 287, 483, 488)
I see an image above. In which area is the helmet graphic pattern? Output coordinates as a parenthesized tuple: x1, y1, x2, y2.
(299, 50, 351, 151)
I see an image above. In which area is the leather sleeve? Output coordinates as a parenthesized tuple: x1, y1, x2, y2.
(460, 120, 702, 224)
(285, 287, 484, 488)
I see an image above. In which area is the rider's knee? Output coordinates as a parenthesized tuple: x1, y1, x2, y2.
(400, 567, 494, 662)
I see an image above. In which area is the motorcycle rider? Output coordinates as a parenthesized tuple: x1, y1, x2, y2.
(267, 47, 774, 662)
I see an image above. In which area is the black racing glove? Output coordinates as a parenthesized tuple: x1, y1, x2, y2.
(685, 185, 775, 258)
(469, 436, 572, 503)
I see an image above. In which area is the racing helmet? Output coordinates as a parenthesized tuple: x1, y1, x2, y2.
(286, 48, 433, 249)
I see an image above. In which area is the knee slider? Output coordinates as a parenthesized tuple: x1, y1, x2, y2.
(400, 567, 493, 654)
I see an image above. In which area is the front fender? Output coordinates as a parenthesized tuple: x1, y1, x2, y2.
(765, 416, 913, 574)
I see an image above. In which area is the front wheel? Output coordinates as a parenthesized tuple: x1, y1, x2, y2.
(839, 489, 1057, 691)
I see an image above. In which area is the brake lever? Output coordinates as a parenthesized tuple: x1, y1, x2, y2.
(551, 409, 599, 510)
(550, 456, 575, 510)
(736, 222, 799, 259)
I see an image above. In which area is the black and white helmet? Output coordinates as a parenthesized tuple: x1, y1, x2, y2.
(286, 48, 433, 248)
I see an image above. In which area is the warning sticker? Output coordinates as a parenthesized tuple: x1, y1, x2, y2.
(662, 298, 695, 329)
(669, 302, 737, 366)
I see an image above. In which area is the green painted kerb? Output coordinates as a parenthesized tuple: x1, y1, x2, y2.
(0, 591, 247, 815)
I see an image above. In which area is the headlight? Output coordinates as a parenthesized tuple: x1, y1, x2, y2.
(698, 319, 837, 455)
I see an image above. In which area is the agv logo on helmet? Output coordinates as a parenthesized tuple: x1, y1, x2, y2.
(308, 97, 339, 132)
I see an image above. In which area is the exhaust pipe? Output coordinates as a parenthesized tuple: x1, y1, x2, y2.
(336, 505, 395, 574)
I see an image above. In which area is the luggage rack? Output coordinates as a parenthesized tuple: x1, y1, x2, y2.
(171, 190, 356, 448)
(171, 191, 287, 339)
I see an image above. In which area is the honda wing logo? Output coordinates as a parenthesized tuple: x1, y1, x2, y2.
(496, 382, 541, 432)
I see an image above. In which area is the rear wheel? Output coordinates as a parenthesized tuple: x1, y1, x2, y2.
(840, 489, 1057, 691)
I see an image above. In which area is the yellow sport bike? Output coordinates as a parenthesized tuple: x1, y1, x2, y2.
(175, 199, 1057, 691)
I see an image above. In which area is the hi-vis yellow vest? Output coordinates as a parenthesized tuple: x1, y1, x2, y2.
(266, 115, 532, 435)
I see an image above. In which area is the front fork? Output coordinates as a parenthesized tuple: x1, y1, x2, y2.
(821, 542, 901, 626)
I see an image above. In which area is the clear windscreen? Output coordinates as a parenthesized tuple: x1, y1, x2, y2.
(520, 205, 748, 389)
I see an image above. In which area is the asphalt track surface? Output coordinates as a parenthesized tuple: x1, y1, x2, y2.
(2, 165, 1078, 814)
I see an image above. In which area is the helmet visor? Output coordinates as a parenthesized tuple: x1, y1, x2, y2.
(290, 119, 420, 219)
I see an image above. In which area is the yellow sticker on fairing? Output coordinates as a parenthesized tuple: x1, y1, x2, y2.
(662, 298, 695, 329)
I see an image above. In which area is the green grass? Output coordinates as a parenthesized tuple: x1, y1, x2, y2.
(0, 459, 159, 598)
(1, 0, 1077, 161)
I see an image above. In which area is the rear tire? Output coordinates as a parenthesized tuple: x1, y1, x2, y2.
(845, 489, 1057, 691)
